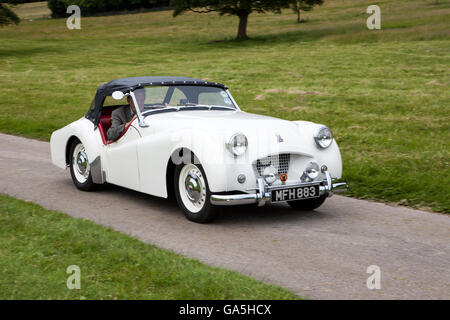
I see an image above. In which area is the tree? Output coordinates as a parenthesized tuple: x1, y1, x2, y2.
(0, 1, 20, 26)
(171, 0, 291, 40)
(48, 0, 171, 18)
(290, 0, 323, 24)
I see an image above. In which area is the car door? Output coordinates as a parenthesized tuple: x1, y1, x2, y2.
(105, 124, 141, 191)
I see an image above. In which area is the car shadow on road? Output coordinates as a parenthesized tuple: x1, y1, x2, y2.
(215, 203, 333, 226)
(95, 182, 332, 225)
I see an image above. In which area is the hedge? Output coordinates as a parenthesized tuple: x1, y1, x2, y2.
(47, 0, 171, 17)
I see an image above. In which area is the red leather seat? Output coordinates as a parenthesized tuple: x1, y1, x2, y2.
(98, 107, 135, 145)
(98, 114, 112, 145)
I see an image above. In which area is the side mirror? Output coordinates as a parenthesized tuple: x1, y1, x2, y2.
(112, 91, 124, 100)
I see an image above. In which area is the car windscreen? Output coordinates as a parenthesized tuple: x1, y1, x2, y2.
(133, 85, 236, 114)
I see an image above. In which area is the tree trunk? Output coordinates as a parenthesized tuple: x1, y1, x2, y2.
(297, 9, 301, 23)
(237, 13, 249, 40)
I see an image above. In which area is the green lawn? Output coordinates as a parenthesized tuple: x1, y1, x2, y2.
(0, 194, 300, 299)
(0, 0, 449, 212)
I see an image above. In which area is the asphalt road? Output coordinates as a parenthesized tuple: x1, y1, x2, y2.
(0, 133, 448, 299)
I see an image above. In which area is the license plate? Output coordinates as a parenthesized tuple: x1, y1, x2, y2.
(271, 184, 320, 202)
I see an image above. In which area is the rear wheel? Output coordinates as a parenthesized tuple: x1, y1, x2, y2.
(69, 139, 95, 191)
(174, 162, 218, 223)
(287, 195, 327, 211)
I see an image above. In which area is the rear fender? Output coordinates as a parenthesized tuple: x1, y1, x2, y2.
(50, 118, 104, 183)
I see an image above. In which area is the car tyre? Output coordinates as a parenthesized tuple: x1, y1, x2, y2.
(287, 195, 327, 211)
(69, 139, 95, 191)
(174, 162, 218, 223)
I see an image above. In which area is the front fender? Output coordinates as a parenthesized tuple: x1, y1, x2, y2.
(138, 127, 231, 197)
(166, 125, 343, 194)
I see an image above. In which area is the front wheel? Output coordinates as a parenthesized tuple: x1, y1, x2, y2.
(287, 195, 327, 211)
(174, 163, 218, 223)
(69, 139, 95, 191)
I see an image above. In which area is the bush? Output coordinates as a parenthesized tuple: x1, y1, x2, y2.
(0, 3, 20, 26)
(47, 0, 170, 18)
(47, 0, 66, 17)
(7, 0, 40, 3)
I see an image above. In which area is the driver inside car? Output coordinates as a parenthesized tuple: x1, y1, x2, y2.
(107, 90, 145, 141)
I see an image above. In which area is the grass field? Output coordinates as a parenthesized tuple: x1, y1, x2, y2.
(0, 0, 449, 213)
(0, 194, 300, 299)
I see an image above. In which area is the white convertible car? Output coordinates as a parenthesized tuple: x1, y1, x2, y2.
(51, 76, 347, 222)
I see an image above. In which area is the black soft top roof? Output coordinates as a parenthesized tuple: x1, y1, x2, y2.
(97, 76, 227, 95)
(86, 76, 227, 124)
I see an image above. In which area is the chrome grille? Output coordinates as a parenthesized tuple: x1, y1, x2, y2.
(253, 154, 290, 178)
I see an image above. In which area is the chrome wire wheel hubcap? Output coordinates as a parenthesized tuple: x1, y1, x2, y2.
(179, 164, 206, 213)
(76, 150, 88, 175)
(72, 143, 90, 183)
(185, 172, 202, 202)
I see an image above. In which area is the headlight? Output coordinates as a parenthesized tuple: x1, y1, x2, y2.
(226, 133, 248, 156)
(314, 126, 333, 149)
(262, 165, 277, 185)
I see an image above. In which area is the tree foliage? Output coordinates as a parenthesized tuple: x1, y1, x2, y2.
(47, 0, 171, 18)
(0, 1, 20, 26)
(171, 0, 292, 39)
(290, 0, 323, 23)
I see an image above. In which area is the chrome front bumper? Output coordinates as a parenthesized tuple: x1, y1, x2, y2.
(210, 170, 348, 206)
